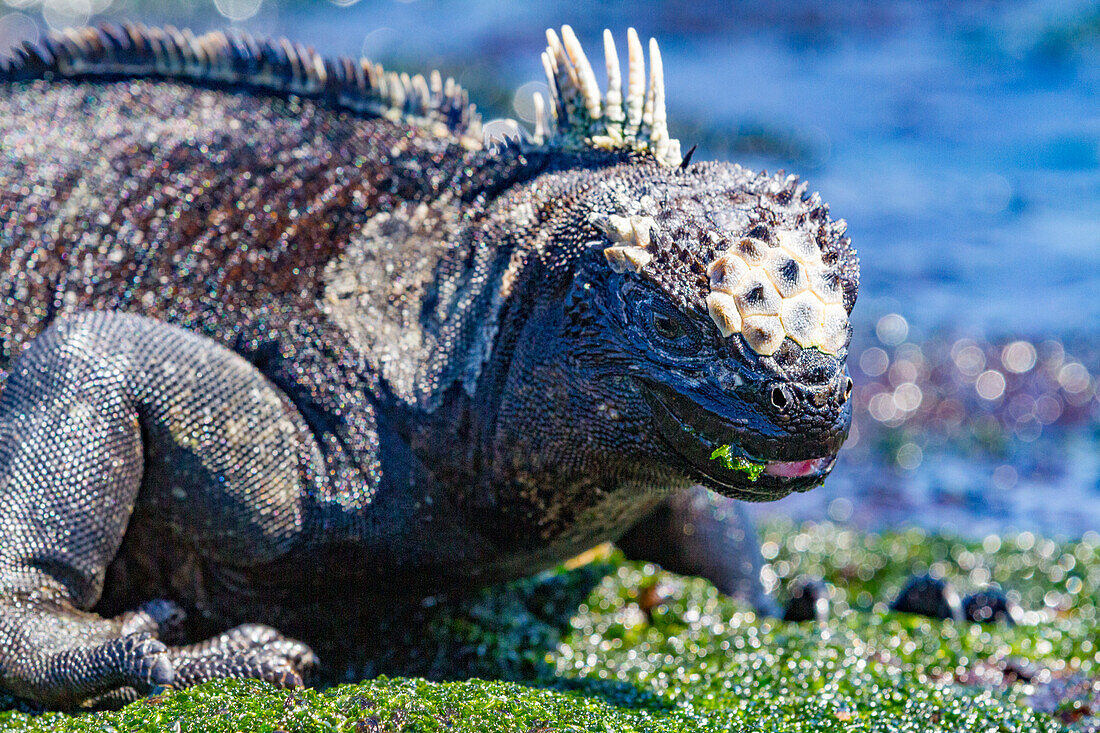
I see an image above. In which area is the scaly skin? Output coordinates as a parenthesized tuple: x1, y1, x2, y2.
(0, 25, 857, 708)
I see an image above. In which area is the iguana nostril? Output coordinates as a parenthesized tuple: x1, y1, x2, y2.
(842, 377, 853, 404)
(770, 385, 791, 411)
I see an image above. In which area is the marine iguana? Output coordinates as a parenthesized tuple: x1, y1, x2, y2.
(0, 23, 857, 708)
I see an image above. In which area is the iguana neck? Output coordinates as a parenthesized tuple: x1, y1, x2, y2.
(389, 162, 689, 559)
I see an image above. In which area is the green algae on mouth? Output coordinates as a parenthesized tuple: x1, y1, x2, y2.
(709, 444, 765, 481)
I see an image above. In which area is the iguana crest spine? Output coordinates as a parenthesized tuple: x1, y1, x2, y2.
(531, 26, 683, 167)
(0, 23, 485, 147)
(2, 23, 682, 166)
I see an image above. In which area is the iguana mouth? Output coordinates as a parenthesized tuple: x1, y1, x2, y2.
(639, 380, 836, 499)
(764, 457, 834, 478)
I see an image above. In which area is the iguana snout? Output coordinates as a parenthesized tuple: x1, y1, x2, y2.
(635, 357, 850, 501)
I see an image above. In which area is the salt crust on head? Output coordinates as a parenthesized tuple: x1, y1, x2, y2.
(586, 174, 850, 358)
(705, 230, 847, 356)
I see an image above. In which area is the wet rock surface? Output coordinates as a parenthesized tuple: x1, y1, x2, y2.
(782, 576, 831, 623)
(891, 574, 965, 622)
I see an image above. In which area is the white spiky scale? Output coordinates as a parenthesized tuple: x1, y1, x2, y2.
(533, 92, 549, 141)
(763, 250, 808, 298)
(561, 25, 603, 121)
(731, 270, 782, 317)
(780, 291, 826, 348)
(707, 254, 750, 294)
(281, 38, 298, 75)
(742, 315, 786, 356)
(732, 237, 770, 266)
(706, 292, 742, 337)
(544, 29, 564, 76)
(604, 245, 653, 273)
(705, 228, 850, 356)
(630, 216, 656, 248)
(777, 228, 821, 266)
(543, 31, 568, 120)
(539, 53, 560, 133)
(592, 212, 660, 274)
(602, 30, 624, 127)
(812, 269, 844, 305)
(624, 28, 646, 138)
(608, 214, 635, 241)
(547, 28, 582, 125)
(821, 304, 850, 353)
(592, 213, 658, 247)
(645, 37, 670, 159)
(531, 26, 681, 165)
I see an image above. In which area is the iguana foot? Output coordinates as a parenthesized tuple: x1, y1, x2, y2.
(891, 574, 965, 622)
(0, 313, 325, 708)
(169, 623, 319, 688)
(72, 634, 175, 709)
(963, 587, 1023, 626)
(782, 576, 831, 623)
(0, 599, 316, 708)
(117, 599, 188, 642)
(117, 602, 318, 688)
(0, 601, 174, 710)
(891, 576, 1024, 626)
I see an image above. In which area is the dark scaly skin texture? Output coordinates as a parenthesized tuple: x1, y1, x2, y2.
(0, 26, 857, 709)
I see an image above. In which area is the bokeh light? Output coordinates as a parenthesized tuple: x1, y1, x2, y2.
(213, 0, 261, 22)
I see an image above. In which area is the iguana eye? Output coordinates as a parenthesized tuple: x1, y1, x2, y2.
(651, 312, 685, 341)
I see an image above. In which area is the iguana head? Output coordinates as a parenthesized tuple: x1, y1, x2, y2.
(566, 160, 857, 501)
(524, 27, 858, 501)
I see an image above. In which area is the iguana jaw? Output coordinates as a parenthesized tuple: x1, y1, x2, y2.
(639, 379, 840, 500)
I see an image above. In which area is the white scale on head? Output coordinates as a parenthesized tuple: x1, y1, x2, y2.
(592, 216, 848, 357)
(592, 213, 657, 273)
(705, 231, 848, 356)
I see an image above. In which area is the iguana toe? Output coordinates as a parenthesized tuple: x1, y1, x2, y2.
(168, 624, 317, 688)
(111, 633, 174, 691)
(263, 639, 320, 674)
(172, 646, 311, 688)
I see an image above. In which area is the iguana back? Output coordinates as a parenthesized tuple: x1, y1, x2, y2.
(0, 25, 519, 410)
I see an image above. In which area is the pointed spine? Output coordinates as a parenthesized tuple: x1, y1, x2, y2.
(624, 28, 646, 140)
(560, 24, 602, 124)
(534, 26, 680, 166)
(533, 92, 548, 143)
(645, 37, 677, 163)
(601, 29, 624, 144)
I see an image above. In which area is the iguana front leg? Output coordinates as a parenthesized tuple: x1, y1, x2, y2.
(0, 312, 318, 708)
(616, 486, 778, 616)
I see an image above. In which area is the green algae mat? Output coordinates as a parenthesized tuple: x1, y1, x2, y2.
(4, 522, 1099, 732)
